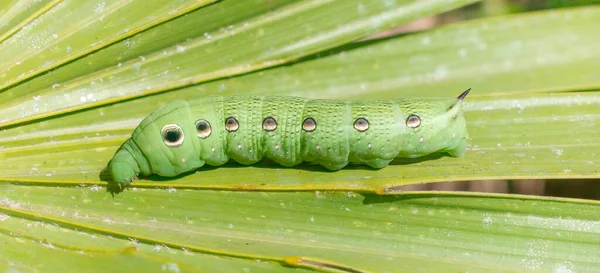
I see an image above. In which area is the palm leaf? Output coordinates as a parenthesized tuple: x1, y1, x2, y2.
(1, 1, 599, 272)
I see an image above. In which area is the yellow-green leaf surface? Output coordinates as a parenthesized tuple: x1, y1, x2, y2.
(0, 0, 216, 88)
(2, 1, 600, 272)
(2, 186, 600, 272)
(0, 0, 62, 43)
(0, 0, 478, 127)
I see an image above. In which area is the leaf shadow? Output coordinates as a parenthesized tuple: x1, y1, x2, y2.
(99, 152, 449, 185)
(360, 191, 472, 206)
(360, 193, 434, 205)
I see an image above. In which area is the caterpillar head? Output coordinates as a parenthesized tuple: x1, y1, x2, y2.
(396, 89, 470, 158)
(108, 100, 205, 189)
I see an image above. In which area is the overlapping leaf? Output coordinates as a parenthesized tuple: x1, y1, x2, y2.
(2, 186, 600, 272)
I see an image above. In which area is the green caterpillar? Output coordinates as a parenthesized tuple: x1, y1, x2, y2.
(108, 89, 470, 189)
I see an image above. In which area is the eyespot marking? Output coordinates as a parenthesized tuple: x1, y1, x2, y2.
(302, 118, 316, 132)
(211, 147, 216, 152)
(316, 145, 321, 151)
(274, 144, 280, 150)
(406, 115, 421, 128)
(354, 118, 369, 132)
(161, 124, 184, 147)
(225, 117, 239, 132)
(263, 117, 277, 131)
(195, 119, 211, 138)
(237, 144, 242, 149)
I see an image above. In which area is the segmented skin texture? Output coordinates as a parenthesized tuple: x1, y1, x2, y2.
(108, 94, 469, 186)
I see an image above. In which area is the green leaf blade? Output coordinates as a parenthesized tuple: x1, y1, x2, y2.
(0, 0, 479, 127)
(1, 2, 600, 272)
(2, 186, 600, 272)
